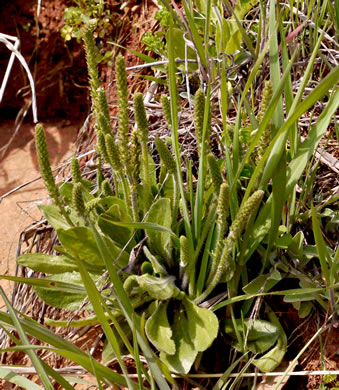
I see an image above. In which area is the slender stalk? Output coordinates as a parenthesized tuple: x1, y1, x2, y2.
(195, 190, 264, 304)
(134, 93, 151, 214)
(167, 14, 194, 251)
(186, 202, 217, 296)
(35, 124, 74, 227)
(193, 83, 211, 243)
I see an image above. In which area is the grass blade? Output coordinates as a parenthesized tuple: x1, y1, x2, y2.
(285, 86, 339, 195)
(245, 65, 339, 200)
(167, 10, 194, 251)
(311, 202, 331, 284)
(0, 287, 54, 390)
(193, 82, 211, 241)
(0, 275, 86, 293)
(0, 312, 137, 386)
(73, 255, 135, 389)
(99, 216, 180, 246)
(223, 0, 256, 58)
(212, 285, 339, 311)
(264, 0, 286, 269)
(181, 0, 209, 74)
(88, 220, 172, 389)
(0, 367, 43, 389)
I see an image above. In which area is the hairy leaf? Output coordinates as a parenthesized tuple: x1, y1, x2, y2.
(98, 197, 133, 247)
(33, 272, 89, 310)
(124, 275, 180, 300)
(57, 226, 128, 268)
(160, 298, 218, 373)
(146, 301, 175, 355)
(183, 298, 219, 351)
(39, 205, 83, 230)
(225, 319, 279, 354)
(17, 253, 78, 274)
(146, 198, 172, 261)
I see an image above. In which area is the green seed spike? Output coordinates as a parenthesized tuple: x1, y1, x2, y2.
(35, 124, 74, 227)
(228, 190, 265, 242)
(115, 54, 129, 167)
(97, 130, 110, 164)
(129, 129, 141, 182)
(194, 89, 205, 155)
(161, 95, 172, 127)
(179, 235, 190, 268)
(155, 137, 176, 174)
(134, 93, 149, 143)
(257, 80, 273, 124)
(97, 87, 111, 126)
(255, 81, 273, 164)
(82, 22, 100, 108)
(71, 157, 82, 184)
(97, 112, 112, 136)
(179, 235, 190, 282)
(217, 182, 230, 223)
(35, 124, 59, 201)
(72, 182, 86, 216)
(102, 179, 114, 196)
(105, 133, 123, 173)
(207, 153, 222, 195)
(256, 128, 272, 164)
(198, 190, 264, 304)
(179, 198, 184, 217)
(86, 198, 103, 213)
(206, 182, 230, 285)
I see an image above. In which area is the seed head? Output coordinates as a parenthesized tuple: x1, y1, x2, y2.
(115, 54, 129, 165)
(35, 124, 59, 201)
(161, 95, 172, 127)
(155, 137, 176, 174)
(86, 198, 103, 213)
(102, 179, 114, 196)
(134, 93, 149, 143)
(82, 22, 100, 104)
(217, 182, 230, 223)
(194, 89, 210, 155)
(257, 80, 273, 124)
(97, 130, 110, 163)
(72, 182, 86, 216)
(71, 157, 82, 184)
(129, 129, 141, 182)
(97, 112, 112, 136)
(229, 190, 264, 241)
(180, 235, 190, 268)
(194, 89, 205, 151)
(105, 133, 123, 173)
(207, 154, 222, 194)
(96, 87, 111, 126)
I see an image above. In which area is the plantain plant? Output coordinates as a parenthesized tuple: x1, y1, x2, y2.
(11, 21, 273, 379)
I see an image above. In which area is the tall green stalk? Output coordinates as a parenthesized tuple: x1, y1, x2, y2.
(167, 12, 194, 251)
(134, 93, 152, 214)
(35, 124, 74, 227)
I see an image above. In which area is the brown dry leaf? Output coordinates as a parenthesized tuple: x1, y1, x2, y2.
(256, 360, 298, 390)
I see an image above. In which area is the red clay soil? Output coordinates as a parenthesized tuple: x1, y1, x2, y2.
(0, 119, 79, 307)
(0, 0, 160, 299)
(0, 0, 159, 121)
(0, 0, 89, 120)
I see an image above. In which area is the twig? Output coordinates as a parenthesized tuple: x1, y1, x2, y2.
(301, 136, 339, 174)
